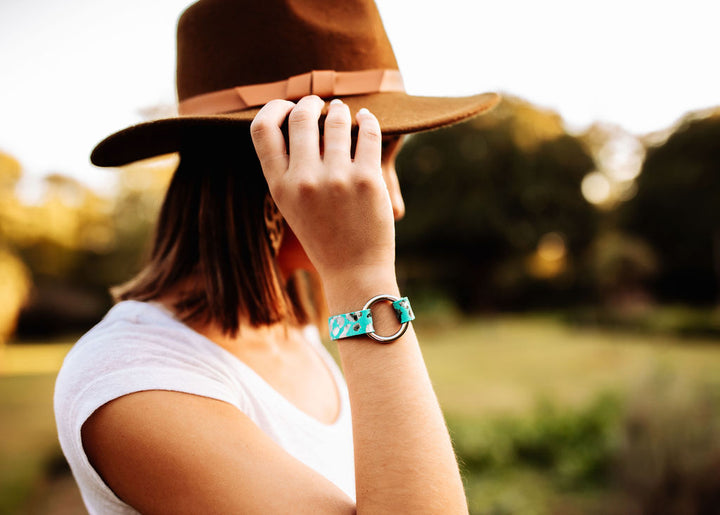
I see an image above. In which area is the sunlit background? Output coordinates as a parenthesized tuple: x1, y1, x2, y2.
(2, 0, 720, 513)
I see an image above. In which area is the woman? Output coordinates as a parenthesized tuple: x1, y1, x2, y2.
(55, 0, 499, 513)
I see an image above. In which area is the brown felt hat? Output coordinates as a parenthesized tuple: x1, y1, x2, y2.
(91, 0, 500, 167)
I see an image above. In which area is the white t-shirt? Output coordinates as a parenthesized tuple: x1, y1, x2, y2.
(54, 300, 354, 514)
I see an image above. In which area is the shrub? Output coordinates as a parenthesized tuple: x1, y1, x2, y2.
(615, 373, 720, 513)
(450, 393, 622, 488)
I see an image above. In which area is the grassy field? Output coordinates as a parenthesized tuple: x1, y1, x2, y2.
(0, 337, 77, 514)
(2, 317, 720, 514)
(420, 315, 720, 417)
(0, 369, 70, 514)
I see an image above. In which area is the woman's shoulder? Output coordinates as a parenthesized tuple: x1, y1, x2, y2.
(57, 301, 194, 378)
(54, 300, 243, 422)
(76, 299, 186, 342)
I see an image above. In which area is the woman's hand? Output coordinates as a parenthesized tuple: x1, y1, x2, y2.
(250, 95, 396, 283)
(251, 97, 468, 514)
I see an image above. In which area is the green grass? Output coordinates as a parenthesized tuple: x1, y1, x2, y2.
(1, 342, 75, 375)
(0, 341, 75, 514)
(0, 373, 65, 514)
(3, 317, 720, 513)
(419, 315, 720, 417)
(418, 315, 720, 513)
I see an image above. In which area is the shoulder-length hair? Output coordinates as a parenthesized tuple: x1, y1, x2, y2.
(113, 129, 319, 336)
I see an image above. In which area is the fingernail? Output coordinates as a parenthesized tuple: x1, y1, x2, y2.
(358, 108, 370, 115)
(330, 98, 343, 105)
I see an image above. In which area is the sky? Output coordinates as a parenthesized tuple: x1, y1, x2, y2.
(1, 0, 719, 194)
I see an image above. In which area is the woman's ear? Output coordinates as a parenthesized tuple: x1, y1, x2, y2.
(381, 136, 406, 220)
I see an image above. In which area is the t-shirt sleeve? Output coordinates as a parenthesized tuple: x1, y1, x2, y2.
(54, 319, 250, 512)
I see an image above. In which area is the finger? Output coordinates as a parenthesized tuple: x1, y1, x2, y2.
(323, 99, 352, 169)
(287, 95, 325, 168)
(250, 100, 296, 182)
(353, 108, 382, 171)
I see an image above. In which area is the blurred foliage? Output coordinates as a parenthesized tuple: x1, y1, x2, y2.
(620, 110, 720, 304)
(396, 96, 600, 310)
(617, 373, 720, 513)
(0, 249, 30, 350)
(450, 393, 622, 488)
(565, 304, 720, 340)
(0, 151, 174, 339)
(0, 152, 22, 187)
(586, 231, 659, 310)
(579, 123, 645, 208)
(0, 373, 59, 514)
(452, 377, 720, 514)
(396, 98, 720, 314)
(0, 151, 31, 348)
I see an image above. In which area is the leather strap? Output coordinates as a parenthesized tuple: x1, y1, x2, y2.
(328, 295, 414, 343)
(178, 68, 405, 115)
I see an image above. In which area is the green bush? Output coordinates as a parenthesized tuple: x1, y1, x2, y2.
(615, 373, 720, 513)
(451, 376, 720, 514)
(450, 393, 622, 489)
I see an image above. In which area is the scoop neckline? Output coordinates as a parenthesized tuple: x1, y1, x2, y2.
(128, 300, 347, 430)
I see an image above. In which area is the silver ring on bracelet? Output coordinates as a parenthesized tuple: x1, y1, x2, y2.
(363, 294, 410, 343)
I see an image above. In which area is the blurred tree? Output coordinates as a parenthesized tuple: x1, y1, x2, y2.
(620, 110, 720, 304)
(14, 156, 175, 338)
(13, 174, 114, 277)
(0, 247, 30, 357)
(0, 151, 21, 188)
(90, 155, 176, 289)
(579, 123, 644, 209)
(0, 147, 174, 338)
(0, 151, 31, 350)
(395, 96, 600, 310)
(587, 231, 658, 311)
(0, 151, 24, 240)
(8, 173, 117, 337)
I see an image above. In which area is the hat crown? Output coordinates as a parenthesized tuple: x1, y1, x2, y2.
(176, 0, 399, 101)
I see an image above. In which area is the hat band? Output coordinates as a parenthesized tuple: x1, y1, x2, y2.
(178, 68, 405, 116)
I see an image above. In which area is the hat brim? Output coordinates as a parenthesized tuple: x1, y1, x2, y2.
(91, 91, 500, 167)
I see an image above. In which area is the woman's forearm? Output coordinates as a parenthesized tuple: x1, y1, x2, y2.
(324, 272, 468, 514)
(251, 96, 466, 512)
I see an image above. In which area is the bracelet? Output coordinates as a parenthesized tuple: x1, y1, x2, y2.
(328, 295, 415, 342)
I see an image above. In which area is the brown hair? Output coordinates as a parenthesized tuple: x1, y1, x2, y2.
(113, 129, 318, 336)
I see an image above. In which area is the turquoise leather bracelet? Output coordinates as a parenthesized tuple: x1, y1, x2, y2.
(329, 295, 415, 342)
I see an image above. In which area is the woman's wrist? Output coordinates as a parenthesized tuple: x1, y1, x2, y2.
(321, 267, 403, 340)
(321, 267, 399, 309)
